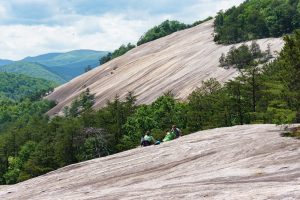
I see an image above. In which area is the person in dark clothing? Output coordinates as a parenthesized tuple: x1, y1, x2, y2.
(171, 125, 182, 138)
(140, 131, 156, 147)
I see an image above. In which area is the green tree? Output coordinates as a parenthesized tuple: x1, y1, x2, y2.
(220, 41, 268, 70)
(137, 20, 188, 45)
(226, 79, 247, 125)
(64, 88, 95, 117)
(187, 78, 231, 131)
(3, 141, 37, 184)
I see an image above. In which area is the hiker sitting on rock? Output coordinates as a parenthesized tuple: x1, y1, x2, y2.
(171, 124, 182, 139)
(141, 131, 156, 147)
(162, 129, 176, 142)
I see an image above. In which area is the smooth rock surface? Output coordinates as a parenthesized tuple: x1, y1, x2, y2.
(1, 124, 299, 200)
(45, 20, 284, 115)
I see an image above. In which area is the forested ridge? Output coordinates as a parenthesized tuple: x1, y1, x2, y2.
(0, 29, 299, 185)
(0, 72, 55, 101)
(214, 0, 300, 44)
(0, 62, 65, 84)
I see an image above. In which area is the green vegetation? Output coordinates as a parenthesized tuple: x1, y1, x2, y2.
(119, 92, 187, 150)
(214, 0, 300, 44)
(217, 30, 300, 125)
(219, 41, 271, 70)
(0, 61, 65, 83)
(0, 99, 55, 184)
(0, 72, 55, 101)
(100, 43, 136, 64)
(137, 20, 188, 46)
(190, 16, 213, 27)
(0, 72, 55, 132)
(137, 17, 213, 46)
(0, 72, 56, 183)
(0, 90, 133, 184)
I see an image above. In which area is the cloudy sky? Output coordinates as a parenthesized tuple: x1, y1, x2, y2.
(0, 0, 244, 60)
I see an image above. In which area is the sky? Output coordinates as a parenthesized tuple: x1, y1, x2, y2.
(0, 0, 244, 60)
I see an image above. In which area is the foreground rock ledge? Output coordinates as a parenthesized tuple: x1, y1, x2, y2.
(0, 124, 299, 200)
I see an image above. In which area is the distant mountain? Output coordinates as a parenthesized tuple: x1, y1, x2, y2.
(0, 59, 13, 66)
(22, 50, 108, 80)
(0, 61, 65, 83)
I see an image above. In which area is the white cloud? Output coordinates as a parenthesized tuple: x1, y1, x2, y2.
(0, 13, 165, 60)
(0, 2, 9, 19)
(0, 0, 245, 60)
(171, 0, 245, 23)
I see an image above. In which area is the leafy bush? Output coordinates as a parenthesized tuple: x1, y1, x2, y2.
(100, 43, 136, 64)
(137, 20, 188, 46)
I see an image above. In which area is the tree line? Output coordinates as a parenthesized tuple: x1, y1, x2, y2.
(214, 0, 300, 44)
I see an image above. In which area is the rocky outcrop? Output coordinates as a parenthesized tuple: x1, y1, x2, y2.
(45, 20, 284, 115)
(1, 124, 299, 200)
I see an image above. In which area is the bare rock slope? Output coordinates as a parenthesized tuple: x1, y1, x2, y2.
(1, 124, 299, 200)
(46, 20, 284, 115)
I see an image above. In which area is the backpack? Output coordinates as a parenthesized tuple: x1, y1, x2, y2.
(172, 128, 180, 138)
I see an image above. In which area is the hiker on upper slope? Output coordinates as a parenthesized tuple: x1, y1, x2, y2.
(141, 131, 156, 147)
